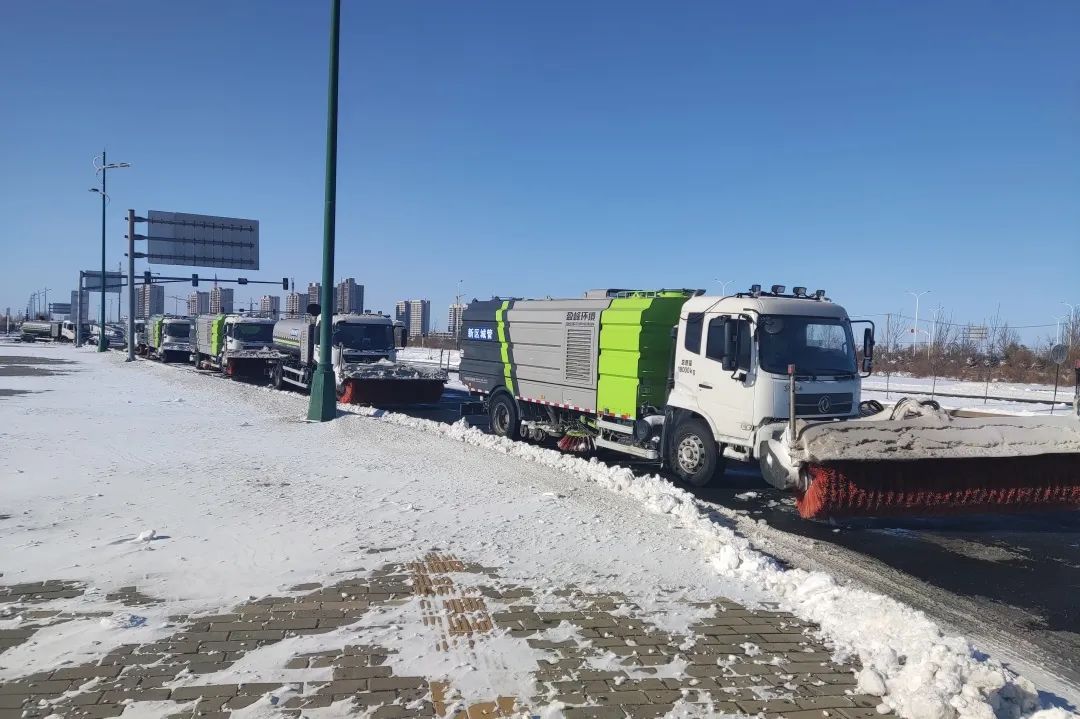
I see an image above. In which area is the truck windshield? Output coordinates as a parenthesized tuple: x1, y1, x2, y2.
(757, 315, 856, 376)
(232, 323, 274, 343)
(332, 323, 393, 351)
(165, 323, 190, 339)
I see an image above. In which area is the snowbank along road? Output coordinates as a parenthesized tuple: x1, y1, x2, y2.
(0, 344, 1076, 719)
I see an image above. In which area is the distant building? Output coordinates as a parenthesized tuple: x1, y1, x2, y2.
(335, 278, 364, 314)
(448, 304, 466, 338)
(187, 291, 209, 316)
(285, 292, 303, 318)
(71, 290, 88, 323)
(259, 295, 281, 319)
(210, 286, 234, 314)
(307, 282, 321, 310)
(396, 299, 431, 338)
(137, 284, 164, 319)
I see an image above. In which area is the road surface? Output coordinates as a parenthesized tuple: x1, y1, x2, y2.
(396, 383, 1080, 708)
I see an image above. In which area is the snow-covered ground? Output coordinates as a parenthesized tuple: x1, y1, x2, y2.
(398, 346, 461, 370)
(1, 344, 1075, 719)
(864, 374, 1074, 415)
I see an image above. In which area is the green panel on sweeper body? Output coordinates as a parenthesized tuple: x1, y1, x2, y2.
(596, 291, 693, 419)
(211, 315, 226, 357)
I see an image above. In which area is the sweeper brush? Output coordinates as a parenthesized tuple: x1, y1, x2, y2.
(759, 399, 1080, 520)
(796, 454, 1080, 519)
(336, 362, 447, 406)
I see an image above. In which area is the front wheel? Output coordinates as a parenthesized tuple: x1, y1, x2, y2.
(271, 363, 284, 390)
(488, 393, 522, 441)
(669, 419, 724, 487)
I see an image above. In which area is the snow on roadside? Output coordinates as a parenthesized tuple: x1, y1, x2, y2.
(1, 346, 1072, 719)
(343, 407, 1065, 719)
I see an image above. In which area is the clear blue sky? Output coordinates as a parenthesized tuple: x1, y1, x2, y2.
(2, 1, 1077, 339)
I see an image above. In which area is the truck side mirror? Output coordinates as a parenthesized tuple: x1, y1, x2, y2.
(721, 320, 738, 372)
(307, 303, 321, 317)
(862, 327, 875, 374)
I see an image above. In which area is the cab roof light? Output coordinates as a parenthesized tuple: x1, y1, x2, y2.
(814, 289, 826, 300)
(750, 284, 762, 298)
(771, 285, 786, 295)
(793, 286, 807, 297)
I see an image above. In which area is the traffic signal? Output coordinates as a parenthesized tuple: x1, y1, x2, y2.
(191, 274, 199, 287)
(143, 271, 152, 285)
(282, 277, 289, 290)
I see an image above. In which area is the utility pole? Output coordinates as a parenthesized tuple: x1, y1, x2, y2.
(76, 273, 83, 345)
(90, 151, 131, 351)
(126, 209, 137, 361)
(908, 290, 930, 357)
(308, 0, 342, 422)
(98, 149, 107, 349)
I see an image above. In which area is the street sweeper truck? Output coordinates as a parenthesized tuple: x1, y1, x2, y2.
(192, 314, 281, 378)
(271, 313, 447, 404)
(459, 286, 1080, 519)
(143, 315, 193, 363)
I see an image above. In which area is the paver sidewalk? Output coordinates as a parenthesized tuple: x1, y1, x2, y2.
(0, 552, 883, 719)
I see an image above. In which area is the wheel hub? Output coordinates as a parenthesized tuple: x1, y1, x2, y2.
(492, 404, 510, 435)
(677, 435, 705, 474)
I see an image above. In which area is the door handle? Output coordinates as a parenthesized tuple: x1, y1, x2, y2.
(698, 383, 713, 389)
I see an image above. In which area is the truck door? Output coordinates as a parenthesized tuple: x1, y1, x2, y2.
(693, 314, 755, 447)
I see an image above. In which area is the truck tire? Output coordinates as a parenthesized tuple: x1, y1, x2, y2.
(271, 363, 284, 390)
(669, 418, 724, 487)
(488, 393, 522, 441)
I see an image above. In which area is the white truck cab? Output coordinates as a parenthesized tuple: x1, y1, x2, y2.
(666, 288, 871, 471)
(223, 316, 276, 353)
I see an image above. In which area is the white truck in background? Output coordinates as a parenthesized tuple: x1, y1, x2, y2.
(192, 314, 281, 378)
(271, 312, 447, 404)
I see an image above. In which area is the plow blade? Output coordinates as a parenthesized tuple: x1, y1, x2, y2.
(798, 454, 1080, 519)
(338, 377, 446, 405)
(761, 399, 1080, 520)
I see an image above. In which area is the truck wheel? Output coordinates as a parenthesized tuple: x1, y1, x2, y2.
(670, 419, 724, 487)
(489, 393, 522, 441)
(272, 363, 284, 390)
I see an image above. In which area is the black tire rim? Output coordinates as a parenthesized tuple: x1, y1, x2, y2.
(492, 403, 511, 435)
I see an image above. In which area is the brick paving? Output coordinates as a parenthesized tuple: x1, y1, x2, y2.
(0, 554, 887, 719)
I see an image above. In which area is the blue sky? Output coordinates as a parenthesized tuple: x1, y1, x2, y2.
(2, 1, 1077, 339)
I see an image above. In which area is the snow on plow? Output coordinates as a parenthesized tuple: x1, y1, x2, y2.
(337, 361, 448, 405)
(759, 399, 1080, 519)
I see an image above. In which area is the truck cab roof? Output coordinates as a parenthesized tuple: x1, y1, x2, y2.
(224, 315, 276, 325)
(680, 294, 849, 320)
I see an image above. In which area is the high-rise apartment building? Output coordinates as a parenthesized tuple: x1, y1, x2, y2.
(335, 278, 364, 314)
(285, 292, 302, 318)
(210, 286, 234, 314)
(307, 282, 321, 310)
(448, 304, 466, 338)
(395, 299, 431, 338)
(260, 295, 281, 318)
(187, 291, 209, 316)
(137, 284, 164, 319)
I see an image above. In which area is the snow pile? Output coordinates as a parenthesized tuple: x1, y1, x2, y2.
(346, 407, 1060, 719)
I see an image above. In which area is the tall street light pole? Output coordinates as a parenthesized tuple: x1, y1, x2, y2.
(308, 0, 342, 422)
(907, 290, 930, 357)
(90, 151, 131, 351)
